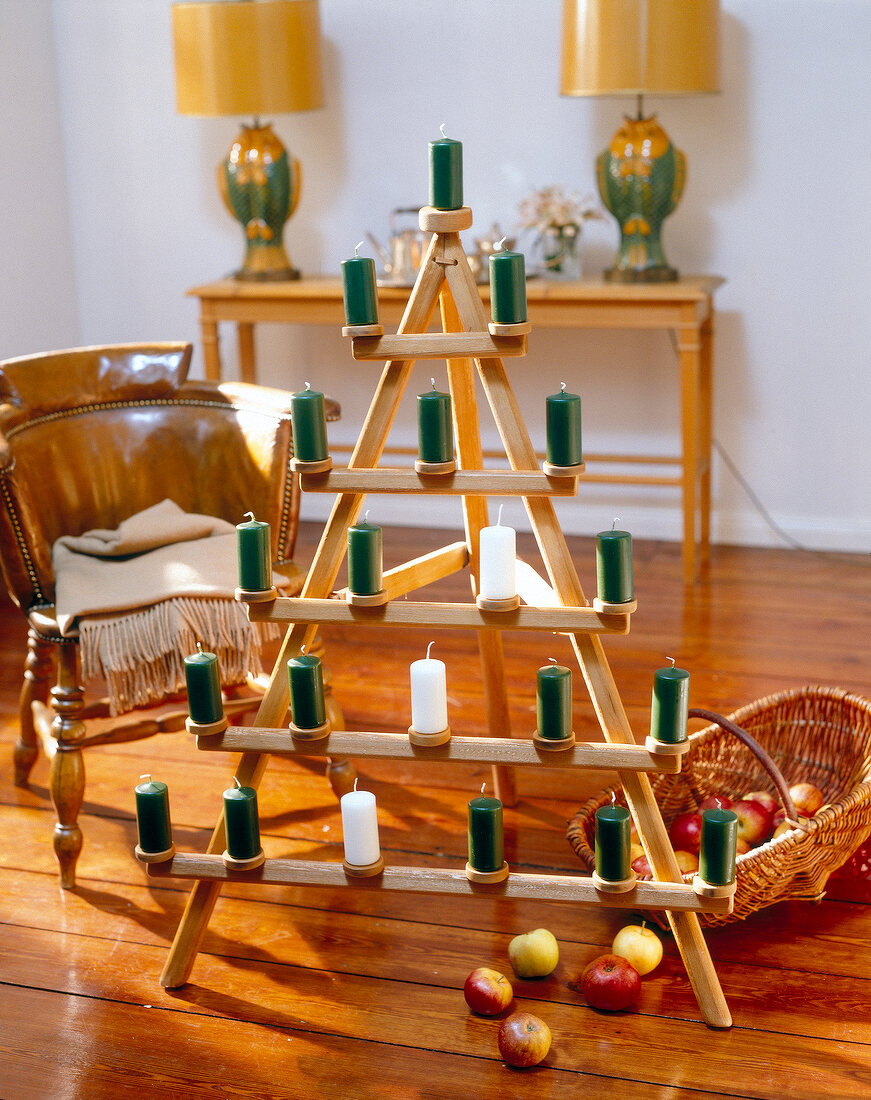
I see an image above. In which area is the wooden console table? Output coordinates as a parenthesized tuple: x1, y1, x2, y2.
(187, 275, 723, 582)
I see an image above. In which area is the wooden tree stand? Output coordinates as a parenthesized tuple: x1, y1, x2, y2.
(149, 206, 733, 1029)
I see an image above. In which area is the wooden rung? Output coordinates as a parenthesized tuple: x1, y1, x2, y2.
(246, 596, 632, 635)
(350, 331, 527, 361)
(299, 468, 579, 497)
(146, 853, 732, 914)
(382, 540, 469, 598)
(196, 726, 682, 773)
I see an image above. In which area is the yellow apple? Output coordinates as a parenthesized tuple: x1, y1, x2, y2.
(507, 927, 560, 979)
(611, 922, 663, 976)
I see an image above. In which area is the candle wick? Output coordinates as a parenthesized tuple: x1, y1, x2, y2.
(426, 640, 435, 659)
(440, 122, 448, 138)
(496, 502, 504, 527)
(354, 777, 359, 792)
(560, 381, 567, 392)
(612, 517, 620, 531)
(354, 239, 364, 257)
(196, 641, 204, 654)
(305, 381, 311, 391)
(480, 782, 486, 796)
(363, 509, 370, 524)
(610, 790, 616, 805)
(496, 236, 507, 252)
(548, 656, 557, 665)
(139, 773, 151, 782)
(233, 776, 241, 789)
(300, 645, 306, 656)
(667, 655, 676, 667)
(243, 511, 255, 523)
(430, 377, 436, 390)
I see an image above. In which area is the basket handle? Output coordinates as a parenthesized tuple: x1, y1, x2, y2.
(688, 708, 801, 828)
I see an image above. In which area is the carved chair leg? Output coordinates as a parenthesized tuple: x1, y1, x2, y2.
(49, 642, 87, 889)
(14, 628, 53, 786)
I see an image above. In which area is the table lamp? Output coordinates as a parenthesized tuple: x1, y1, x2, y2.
(560, 0, 719, 282)
(172, 0, 324, 281)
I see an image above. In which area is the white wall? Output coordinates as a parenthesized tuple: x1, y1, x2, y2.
(4, 1, 870, 551)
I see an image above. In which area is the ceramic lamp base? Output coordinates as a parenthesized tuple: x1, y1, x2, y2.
(419, 206, 473, 232)
(185, 715, 229, 738)
(465, 861, 510, 885)
(290, 456, 333, 475)
(645, 734, 691, 757)
(476, 593, 521, 612)
(135, 843, 176, 864)
(542, 460, 584, 479)
(593, 596, 637, 615)
(346, 589, 390, 607)
(414, 458, 457, 475)
(591, 869, 638, 894)
(289, 719, 332, 742)
(343, 855, 385, 878)
(532, 729, 576, 751)
(408, 724, 452, 747)
(692, 875, 737, 899)
(222, 848, 266, 871)
(235, 586, 279, 604)
(342, 323, 384, 338)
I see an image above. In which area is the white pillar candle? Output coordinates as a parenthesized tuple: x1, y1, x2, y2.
(410, 641, 448, 734)
(479, 509, 516, 600)
(340, 786, 381, 867)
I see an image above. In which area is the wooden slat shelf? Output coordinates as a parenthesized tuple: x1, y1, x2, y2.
(299, 467, 579, 496)
(145, 854, 732, 915)
(246, 596, 632, 635)
(196, 726, 682, 773)
(350, 330, 527, 361)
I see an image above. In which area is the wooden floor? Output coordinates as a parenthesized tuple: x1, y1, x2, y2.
(2, 523, 871, 1098)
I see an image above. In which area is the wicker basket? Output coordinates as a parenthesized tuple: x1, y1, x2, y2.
(567, 686, 871, 927)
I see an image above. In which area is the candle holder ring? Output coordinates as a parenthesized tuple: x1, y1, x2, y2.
(222, 848, 266, 871)
(290, 456, 333, 475)
(343, 855, 385, 878)
(135, 843, 176, 864)
(542, 460, 585, 479)
(591, 869, 638, 894)
(185, 714, 229, 737)
(465, 861, 510, 885)
(592, 596, 637, 615)
(346, 589, 390, 607)
(289, 719, 332, 742)
(488, 320, 532, 337)
(692, 875, 737, 900)
(414, 457, 457, 475)
(475, 593, 521, 613)
(408, 724, 452, 747)
(532, 730, 576, 751)
(342, 323, 384, 338)
(644, 735, 691, 757)
(419, 206, 473, 232)
(235, 585, 279, 605)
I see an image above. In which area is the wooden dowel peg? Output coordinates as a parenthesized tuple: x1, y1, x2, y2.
(465, 861, 510, 885)
(591, 869, 638, 894)
(345, 589, 390, 607)
(532, 730, 577, 751)
(289, 718, 332, 742)
(342, 323, 384, 338)
(542, 461, 585, 479)
(135, 843, 176, 864)
(222, 848, 266, 871)
(692, 875, 738, 900)
(645, 734, 691, 757)
(592, 596, 637, 615)
(475, 593, 521, 612)
(289, 456, 333, 475)
(234, 585, 279, 604)
(185, 715, 229, 737)
(408, 724, 452, 747)
(343, 855, 385, 878)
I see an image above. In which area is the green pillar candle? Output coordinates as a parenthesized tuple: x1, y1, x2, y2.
(699, 807, 739, 885)
(135, 775, 172, 853)
(536, 661, 572, 741)
(223, 781, 261, 860)
(594, 803, 631, 881)
(595, 527, 634, 604)
(347, 516, 383, 596)
(417, 383, 454, 464)
(546, 384, 582, 467)
(236, 513, 272, 592)
(184, 645, 223, 724)
(290, 383, 329, 463)
(429, 130, 463, 209)
(287, 652, 326, 730)
(342, 250, 379, 326)
(489, 247, 527, 324)
(467, 792, 504, 873)
(650, 664, 690, 744)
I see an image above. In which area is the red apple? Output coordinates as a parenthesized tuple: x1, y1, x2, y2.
(789, 782, 825, 816)
(631, 853, 652, 877)
(580, 953, 641, 1011)
(497, 1011, 552, 1068)
(463, 967, 513, 1015)
(744, 790, 778, 815)
(699, 795, 733, 811)
(773, 814, 810, 839)
(669, 810, 703, 854)
(732, 798, 774, 845)
(736, 836, 751, 855)
(674, 849, 700, 874)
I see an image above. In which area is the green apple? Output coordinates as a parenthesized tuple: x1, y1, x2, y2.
(508, 927, 559, 979)
(611, 921, 663, 976)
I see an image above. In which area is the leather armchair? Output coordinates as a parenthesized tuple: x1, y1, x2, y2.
(0, 343, 342, 887)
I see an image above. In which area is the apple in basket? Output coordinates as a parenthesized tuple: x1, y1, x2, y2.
(674, 850, 700, 874)
(731, 798, 774, 845)
(789, 782, 825, 816)
(773, 814, 811, 839)
(668, 810, 703, 854)
(744, 790, 779, 815)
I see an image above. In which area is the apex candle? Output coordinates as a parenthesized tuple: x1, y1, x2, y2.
(223, 782, 262, 860)
(184, 646, 223, 725)
(236, 514, 272, 592)
(347, 517, 383, 596)
(341, 252, 379, 327)
(479, 520, 516, 601)
(650, 665, 690, 744)
(290, 384, 329, 463)
(288, 652, 326, 730)
(134, 775, 172, 854)
(467, 792, 504, 873)
(699, 807, 739, 886)
(489, 246, 527, 324)
(341, 787, 381, 867)
(546, 386, 582, 468)
(410, 645, 448, 735)
(595, 803, 631, 881)
(536, 662, 572, 741)
(417, 385, 453, 464)
(595, 527, 633, 604)
(429, 132, 463, 209)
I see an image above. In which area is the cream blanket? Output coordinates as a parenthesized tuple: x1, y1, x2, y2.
(52, 499, 290, 715)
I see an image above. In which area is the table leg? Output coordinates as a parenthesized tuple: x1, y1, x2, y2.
(698, 315, 714, 570)
(678, 324, 702, 584)
(238, 323, 256, 384)
(200, 315, 222, 381)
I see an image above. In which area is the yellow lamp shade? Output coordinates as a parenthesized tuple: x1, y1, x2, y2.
(560, 0, 720, 97)
(172, 0, 324, 117)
